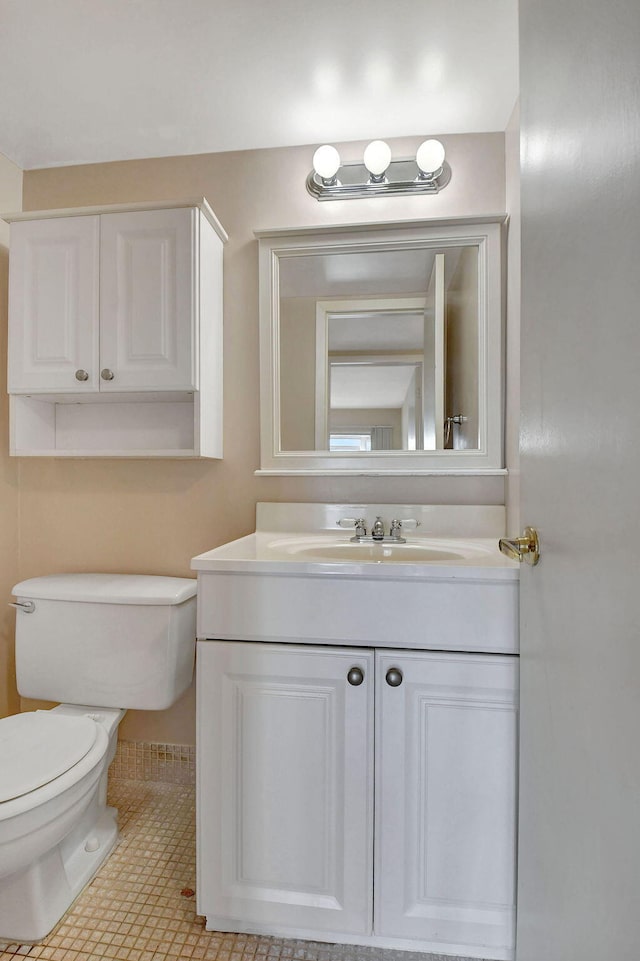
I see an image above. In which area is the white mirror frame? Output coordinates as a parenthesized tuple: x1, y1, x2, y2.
(256, 217, 506, 475)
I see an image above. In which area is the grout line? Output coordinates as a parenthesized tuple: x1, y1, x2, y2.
(0, 776, 491, 961)
(109, 739, 196, 784)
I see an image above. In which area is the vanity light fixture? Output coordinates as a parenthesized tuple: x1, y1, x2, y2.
(306, 138, 450, 200)
(311, 144, 341, 185)
(362, 140, 392, 182)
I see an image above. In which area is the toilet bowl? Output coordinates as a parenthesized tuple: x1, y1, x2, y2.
(0, 573, 197, 943)
(0, 706, 124, 942)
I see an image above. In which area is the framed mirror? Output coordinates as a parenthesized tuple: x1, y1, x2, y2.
(257, 217, 505, 474)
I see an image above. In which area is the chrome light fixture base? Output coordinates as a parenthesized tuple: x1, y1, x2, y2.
(306, 158, 451, 201)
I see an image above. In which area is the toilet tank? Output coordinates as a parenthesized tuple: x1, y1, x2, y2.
(13, 574, 197, 711)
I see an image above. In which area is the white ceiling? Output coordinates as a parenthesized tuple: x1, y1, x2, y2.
(329, 313, 424, 353)
(280, 248, 463, 299)
(330, 364, 417, 410)
(0, 0, 518, 171)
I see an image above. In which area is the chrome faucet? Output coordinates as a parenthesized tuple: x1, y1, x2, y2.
(371, 516, 385, 541)
(336, 514, 421, 544)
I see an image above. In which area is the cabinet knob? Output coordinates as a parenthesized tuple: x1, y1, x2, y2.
(385, 667, 403, 687)
(100, 368, 115, 381)
(75, 369, 89, 382)
(347, 667, 364, 686)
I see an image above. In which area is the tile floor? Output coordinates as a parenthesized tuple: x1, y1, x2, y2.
(0, 777, 488, 961)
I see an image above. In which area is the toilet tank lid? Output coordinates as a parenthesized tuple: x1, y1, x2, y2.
(12, 573, 197, 605)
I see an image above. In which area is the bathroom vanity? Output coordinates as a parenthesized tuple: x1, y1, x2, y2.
(193, 505, 519, 961)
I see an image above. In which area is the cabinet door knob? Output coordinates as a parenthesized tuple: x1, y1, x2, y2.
(75, 369, 89, 382)
(100, 368, 115, 381)
(347, 667, 364, 686)
(385, 667, 403, 687)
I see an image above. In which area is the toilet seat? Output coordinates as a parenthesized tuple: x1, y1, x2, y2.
(0, 712, 99, 803)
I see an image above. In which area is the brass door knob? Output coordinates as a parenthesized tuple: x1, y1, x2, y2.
(499, 527, 540, 566)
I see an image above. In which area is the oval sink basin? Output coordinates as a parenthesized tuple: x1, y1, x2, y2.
(192, 531, 515, 571)
(282, 542, 468, 563)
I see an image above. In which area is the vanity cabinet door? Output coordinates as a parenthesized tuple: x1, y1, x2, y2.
(375, 650, 518, 957)
(99, 207, 197, 391)
(8, 215, 100, 392)
(197, 641, 374, 937)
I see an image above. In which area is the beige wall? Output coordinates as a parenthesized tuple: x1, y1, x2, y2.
(329, 408, 403, 450)
(446, 247, 479, 449)
(280, 298, 317, 450)
(13, 132, 506, 744)
(0, 152, 22, 720)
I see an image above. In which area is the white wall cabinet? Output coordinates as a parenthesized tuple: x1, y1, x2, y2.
(5, 199, 227, 457)
(8, 214, 100, 393)
(197, 640, 518, 960)
(99, 207, 198, 392)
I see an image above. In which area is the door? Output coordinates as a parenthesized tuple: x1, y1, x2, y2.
(422, 253, 445, 449)
(517, 2, 640, 958)
(375, 650, 518, 957)
(99, 207, 196, 390)
(8, 216, 100, 392)
(197, 641, 374, 936)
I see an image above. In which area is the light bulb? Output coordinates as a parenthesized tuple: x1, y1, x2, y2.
(312, 144, 341, 182)
(416, 139, 445, 178)
(363, 140, 392, 179)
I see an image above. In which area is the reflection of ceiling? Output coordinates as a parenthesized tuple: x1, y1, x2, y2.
(281, 249, 433, 298)
(280, 246, 466, 298)
(329, 313, 424, 351)
(330, 364, 417, 409)
(0, 1, 518, 169)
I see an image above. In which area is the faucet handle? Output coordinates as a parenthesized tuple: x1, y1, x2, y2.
(336, 517, 367, 537)
(400, 518, 421, 531)
(389, 518, 420, 542)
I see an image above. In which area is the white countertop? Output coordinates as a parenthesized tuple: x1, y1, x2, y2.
(191, 531, 519, 581)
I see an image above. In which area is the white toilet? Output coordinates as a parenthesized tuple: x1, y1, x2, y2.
(0, 573, 197, 944)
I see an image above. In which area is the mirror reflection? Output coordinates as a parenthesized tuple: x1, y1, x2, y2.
(278, 245, 480, 452)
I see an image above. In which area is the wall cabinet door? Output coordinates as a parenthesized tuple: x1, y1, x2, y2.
(99, 208, 196, 391)
(197, 641, 374, 936)
(8, 216, 100, 392)
(8, 207, 196, 394)
(375, 650, 518, 955)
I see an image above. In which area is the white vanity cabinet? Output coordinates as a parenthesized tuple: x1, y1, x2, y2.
(197, 642, 375, 937)
(374, 649, 517, 955)
(5, 199, 227, 457)
(196, 640, 518, 960)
